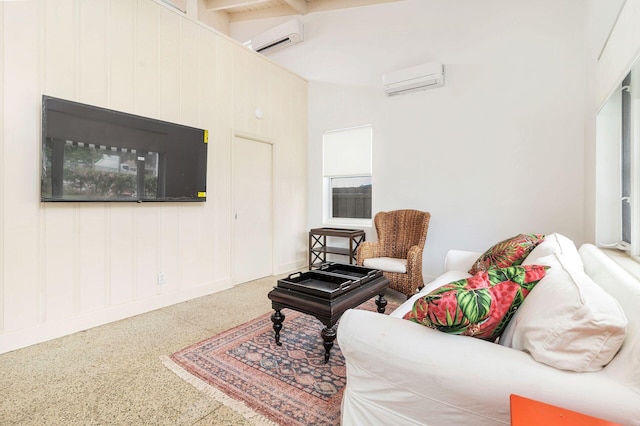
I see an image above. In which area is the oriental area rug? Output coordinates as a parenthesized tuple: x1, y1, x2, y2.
(162, 299, 397, 426)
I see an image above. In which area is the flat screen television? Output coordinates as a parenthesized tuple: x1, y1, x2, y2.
(41, 96, 207, 202)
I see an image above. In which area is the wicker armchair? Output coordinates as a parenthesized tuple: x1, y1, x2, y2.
(356, 209, 431, 298)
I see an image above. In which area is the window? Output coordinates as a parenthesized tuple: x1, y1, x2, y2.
(597, 69, 640, 256)
(621, 73, 632, 244)
(329, 176, 372, 219)
(323, 126, 372, 224)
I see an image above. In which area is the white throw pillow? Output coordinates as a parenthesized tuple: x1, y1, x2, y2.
(363, 257, 407, 273)
(500, 234, 627, 372)
(522, 232, 583, 269)
(501, 232, 581, 346)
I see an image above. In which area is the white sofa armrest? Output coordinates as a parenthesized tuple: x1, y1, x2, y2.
(337, 309, 640, 426)
(444, 249, 482, 272)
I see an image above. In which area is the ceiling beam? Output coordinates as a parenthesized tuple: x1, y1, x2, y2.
(229, 5, 298, 22)
(282, 0, 307, 15)
(308, 0, 402, 13)
(206, 0, 271, 11)
(225, 0, 404, 22)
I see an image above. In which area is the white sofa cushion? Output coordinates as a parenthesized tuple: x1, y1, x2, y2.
(444, 250, 482, 273)
(363, 257, 407, 273)
(500, 233, 627, 372)
(338, 308, 640, 426)
(579, 244, 640, 390)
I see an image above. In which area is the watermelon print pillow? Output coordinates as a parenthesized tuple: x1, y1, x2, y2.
(468, 233, 545, 275)
(403, 265, 548, 341)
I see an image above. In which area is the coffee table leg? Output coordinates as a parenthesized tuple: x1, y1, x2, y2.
(321, 327, 337, 363)
(375, 294, 388, 313)
(271, 309, 285, 346)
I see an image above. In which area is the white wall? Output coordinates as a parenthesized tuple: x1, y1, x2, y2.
(233, 0, 590, 279)
(0, 0, 307, 354)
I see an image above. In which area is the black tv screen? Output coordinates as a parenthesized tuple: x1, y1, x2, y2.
(41, 96, 207, 202)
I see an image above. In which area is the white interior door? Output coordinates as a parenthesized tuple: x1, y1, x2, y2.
(232, 135, 273, 285)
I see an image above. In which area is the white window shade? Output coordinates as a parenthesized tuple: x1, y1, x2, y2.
(323, 126, 372, 177)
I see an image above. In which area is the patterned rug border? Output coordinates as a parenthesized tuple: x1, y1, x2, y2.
(160, 353, 277, 426)
(163, 300, 398, 425)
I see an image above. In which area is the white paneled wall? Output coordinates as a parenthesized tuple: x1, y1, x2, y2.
(0, 0, 307, 354)
(0, 2, 5, 334)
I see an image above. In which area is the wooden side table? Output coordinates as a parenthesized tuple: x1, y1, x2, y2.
(308, 227, 365, 269)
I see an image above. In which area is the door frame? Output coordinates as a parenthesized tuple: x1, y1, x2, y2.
(230, 130, 277, 285)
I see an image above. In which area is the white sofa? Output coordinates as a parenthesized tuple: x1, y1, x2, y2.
(337, 236, 640, 425)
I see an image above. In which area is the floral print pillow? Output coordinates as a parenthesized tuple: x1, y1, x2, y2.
(403, 264, 548, 341)
(468, 233, 545, 275)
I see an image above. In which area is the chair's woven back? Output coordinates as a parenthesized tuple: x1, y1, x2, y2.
(374, 209, 431, 258)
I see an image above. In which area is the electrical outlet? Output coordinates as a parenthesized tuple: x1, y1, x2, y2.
(158, 272, 165, 285)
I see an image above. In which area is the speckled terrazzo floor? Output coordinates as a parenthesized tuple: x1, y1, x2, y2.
(0, 276, 282, 426)
(0, 274, 405, 425)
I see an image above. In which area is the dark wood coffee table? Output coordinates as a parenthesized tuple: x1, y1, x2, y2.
(268, 264, 390, 363)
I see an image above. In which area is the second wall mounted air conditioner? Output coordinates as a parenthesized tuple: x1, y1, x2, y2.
(383, 62, 445, 96)
(251, 19, 304, 55)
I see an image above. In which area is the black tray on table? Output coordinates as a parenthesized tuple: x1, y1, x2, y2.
(277, 270, 361, 299)
(317, 262, 383, 281)
(276, 263, 384, 300)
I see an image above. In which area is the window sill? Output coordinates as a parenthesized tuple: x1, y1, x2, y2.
(600, 247, 640, 282)
(323, 218, 372, 229)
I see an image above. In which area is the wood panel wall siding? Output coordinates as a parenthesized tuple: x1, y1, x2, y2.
(0, 0, 308, 354)
(0, 2, 5, 335)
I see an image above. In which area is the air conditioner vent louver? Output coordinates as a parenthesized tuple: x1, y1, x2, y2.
(256, 37, 294, 53)
(251, 19, 303, 55)
(383, 63, 445, 96)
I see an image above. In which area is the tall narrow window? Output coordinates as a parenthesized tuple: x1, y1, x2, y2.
(323, 126, 373, 223)
(596, 64, 640, 256)
(621, 73, 632, 244)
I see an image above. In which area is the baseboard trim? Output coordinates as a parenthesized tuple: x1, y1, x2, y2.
(0, 278, 232, 355)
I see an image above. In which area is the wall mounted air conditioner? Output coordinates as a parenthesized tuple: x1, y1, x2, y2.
(251, 19, 304, 55)
(383, 62, 445, 96)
